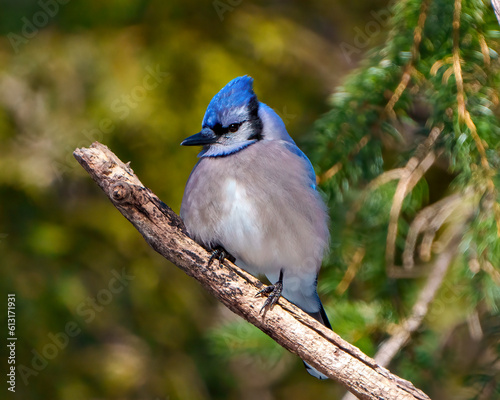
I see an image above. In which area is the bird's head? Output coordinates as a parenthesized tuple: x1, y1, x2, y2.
(181, 76, 264, 157)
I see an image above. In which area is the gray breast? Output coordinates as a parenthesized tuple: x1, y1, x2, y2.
(180, 140, 329, 276)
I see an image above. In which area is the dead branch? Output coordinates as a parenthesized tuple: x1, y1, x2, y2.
(341, 232, 460, 400)
(336, 247, 366, 296)
(385, 125, 443, 273)
(73, 142, 431, 400)
(375, 231, 462, 368)
(402, 193, 463, 269)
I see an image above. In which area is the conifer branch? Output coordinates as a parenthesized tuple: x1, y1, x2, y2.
(315, 1, 500, 397)
(452, 0, 500, 236)
(336, 246, 366, 295)
(318, 134, 370, 183)
(385, 0, 430, 118)
(346, 125, 442, 273)
(453, 0, 488, 169)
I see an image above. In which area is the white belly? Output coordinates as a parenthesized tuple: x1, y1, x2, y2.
(221, 179, 259, 238)
(218, 178, 271, 275)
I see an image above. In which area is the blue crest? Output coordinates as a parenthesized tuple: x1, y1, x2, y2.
(202, 76, 256, 127)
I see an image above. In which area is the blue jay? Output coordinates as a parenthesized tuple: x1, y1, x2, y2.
(180, 76, 331, 379)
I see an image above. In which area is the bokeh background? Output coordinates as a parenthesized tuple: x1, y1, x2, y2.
(1, 1, 499, 400)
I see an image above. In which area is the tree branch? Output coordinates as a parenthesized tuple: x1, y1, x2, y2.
(73, 142, 430, 400)
(341, 230, 463, 400)
(375, 232, 461, 368)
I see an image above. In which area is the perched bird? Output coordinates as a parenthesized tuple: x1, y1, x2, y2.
(180, 76, 331, 379)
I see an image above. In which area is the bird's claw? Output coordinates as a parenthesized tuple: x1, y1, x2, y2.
(256, 281, 283, 313)
(208, 246, 228, 267)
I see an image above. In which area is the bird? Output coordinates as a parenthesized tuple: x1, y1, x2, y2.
(180, 75, 331, 379)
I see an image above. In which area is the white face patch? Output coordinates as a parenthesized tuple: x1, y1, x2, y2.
(221, 104, 248, 126)
(200, 119, 257, 157)
(220, 121, 254, 144)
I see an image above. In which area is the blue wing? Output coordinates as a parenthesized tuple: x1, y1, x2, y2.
(282, 141, 317, 190)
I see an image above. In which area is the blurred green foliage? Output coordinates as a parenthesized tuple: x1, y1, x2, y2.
(311, 0, 500, 398)
(0, 0, 387, 399)
(1, 0, 499, 400)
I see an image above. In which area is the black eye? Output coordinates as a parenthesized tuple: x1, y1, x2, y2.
(228, 123, 240, 133)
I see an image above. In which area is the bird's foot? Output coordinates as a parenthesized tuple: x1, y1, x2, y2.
(256, 269, 284, 313)
(208, 246, 229, 267)
(256, 282, 283, 312)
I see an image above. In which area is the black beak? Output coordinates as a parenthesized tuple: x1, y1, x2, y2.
(180, 131, 218, 146)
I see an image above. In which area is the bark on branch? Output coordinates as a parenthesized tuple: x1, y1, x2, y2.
(73, 142, 431, 400)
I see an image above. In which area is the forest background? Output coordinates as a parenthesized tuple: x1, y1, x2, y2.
(0, 1, 499, 399)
